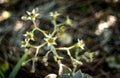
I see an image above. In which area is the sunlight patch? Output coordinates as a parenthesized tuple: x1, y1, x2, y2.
(95, 15, 117, 35)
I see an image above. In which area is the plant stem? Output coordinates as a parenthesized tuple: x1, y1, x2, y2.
(33, 20, 47, 37)
(8, 51, 28, 78)
(52, 20, 57, 36)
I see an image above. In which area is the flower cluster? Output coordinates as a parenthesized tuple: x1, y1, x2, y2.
(20, 8, 90, 74)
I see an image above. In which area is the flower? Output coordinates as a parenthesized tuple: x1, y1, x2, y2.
(60, 26, 66, 32)
(77, 39, 85, 49)
(26, 9, 39, 21)
(21, 39, 30, 47)
(65, 16, 72, 25)
(44, 34, 57, 46)
(56, 31, 63, 37)
(23, 31, 34, 41)
(49, 11, 60, 19)
(21, 16, 27, 21)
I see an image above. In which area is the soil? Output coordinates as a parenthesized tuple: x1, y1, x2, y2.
(0, 0, 120, 78)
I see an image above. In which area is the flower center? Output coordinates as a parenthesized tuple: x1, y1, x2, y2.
(48, 38, 54, 44)
(57, 32, 63, 37)
(60, 26, 65, 31)
(23, 41, 26, 45)
(30, 13, 35, 18)
(27, 34, 32, 39)
(22, 41, 28, 46)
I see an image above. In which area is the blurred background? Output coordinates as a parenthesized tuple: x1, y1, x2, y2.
(0, 0, 120, 78)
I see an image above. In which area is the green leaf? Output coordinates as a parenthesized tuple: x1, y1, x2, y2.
(83, 73, 92, 78)
(0, 70, 5, 78)
(0, 60, 9, 73)
(8, 52, 28, 78)
(106, 55, 120, 69)
(73, 70, 83, 78)
(73, 70, 93, 78)
(59, 74, 70, 78)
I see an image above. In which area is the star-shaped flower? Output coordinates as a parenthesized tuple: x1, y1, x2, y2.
(23, 31, 34, 41)
(44, 34, 57, 47)
(49, 11, 60, 19)
(77, 39, 85, 50)
(26, 9, 39, 21)
(21, 39, 30, 47)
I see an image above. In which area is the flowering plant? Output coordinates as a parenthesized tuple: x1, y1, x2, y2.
(8, 8, 94, 78)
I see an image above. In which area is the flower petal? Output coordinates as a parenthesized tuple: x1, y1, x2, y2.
(26, 11, 31, 15)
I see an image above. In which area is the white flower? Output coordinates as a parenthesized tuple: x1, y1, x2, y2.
(77, 39, 85, 50)
(26, 9, 39, 21)
(49, 11, 60, 19)
(23, 32, 34, 41)
(21, 39, 30, 47)
(44, 34, 57, 47)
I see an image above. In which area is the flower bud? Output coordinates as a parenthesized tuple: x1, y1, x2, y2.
(65, 16, 72, 25)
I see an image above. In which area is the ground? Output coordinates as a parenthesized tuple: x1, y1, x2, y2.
(0, 0, 120, 78)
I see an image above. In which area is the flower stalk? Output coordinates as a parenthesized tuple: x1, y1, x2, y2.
(10, 8, 92, 77)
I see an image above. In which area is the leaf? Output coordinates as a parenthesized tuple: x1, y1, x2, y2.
(59, 74, 70, 78)
(0, 60, 9, 73)
(8, 52, 28, 78)
(83, 73, 93, 78)
(106, 55, 120, 69)
(0, 70, 5, 78)
(73, 70, 93, 78)
(73, 70, 83, 78)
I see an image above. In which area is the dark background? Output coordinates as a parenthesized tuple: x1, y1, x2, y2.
(0, 0, 120, 78)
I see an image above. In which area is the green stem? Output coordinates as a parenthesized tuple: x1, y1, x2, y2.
(56, 47, 68, 51)
(35, 48, 39, 57)
(52, 20, 57, 36)
(67, 49, 74, 67)
(22, 58, 33, 65)
(33, 20, 37, 28)
(32, 20, 47, 37)
(36, 27, 47, 37)
(29, 42, 47, 49)
(30, 42, 47, 72)
(8, 52, 28, 78)
(56, 22, 65, 27)
(51, 45, 61, 64)
(37, 42, 47, 49)
(31, 59, 35, 73)
(55, 45, 75, 51)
